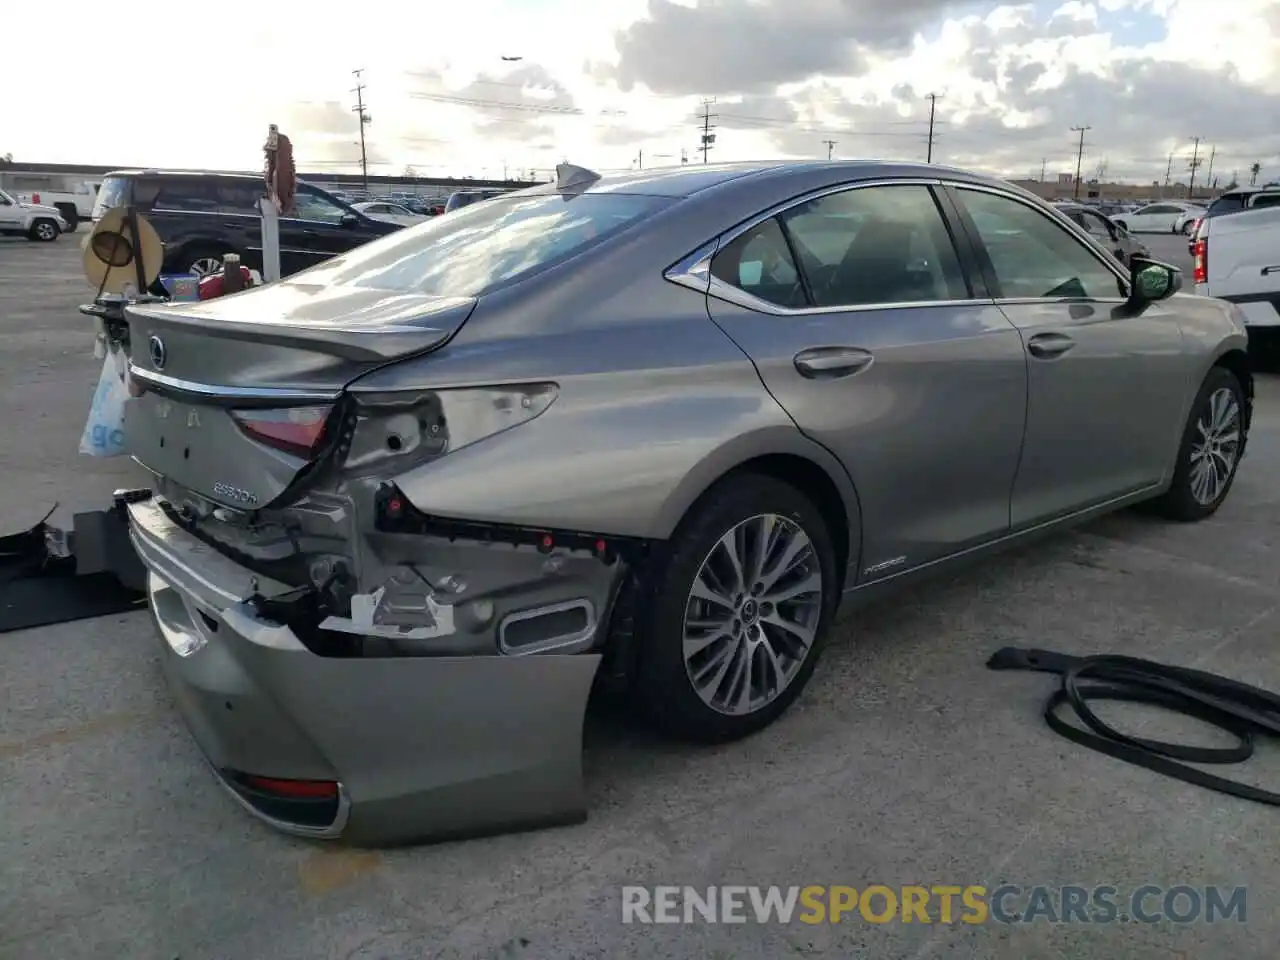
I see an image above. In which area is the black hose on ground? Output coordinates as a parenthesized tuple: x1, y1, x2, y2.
(987, 647, 1280, 805)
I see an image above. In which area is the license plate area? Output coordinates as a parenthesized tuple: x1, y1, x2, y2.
(124, 393, 310, 510)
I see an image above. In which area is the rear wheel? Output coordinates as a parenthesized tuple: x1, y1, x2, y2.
(1152, 366, 1246, 522)
(630, 474, 839, 743)
(28, 218, 59, 242)
(178, 245, 236, 278)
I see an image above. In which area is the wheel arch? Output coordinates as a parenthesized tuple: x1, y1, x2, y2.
(1212, 347, 1253, 439)
(654, 428, 862, 584)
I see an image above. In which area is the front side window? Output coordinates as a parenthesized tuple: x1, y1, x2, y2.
(291, 188, 349, 223)
(709, 218, 805, 308)
(780, 184, 969, 307)
(956, 189, 1126, 300)
(299, 192, 669, 297)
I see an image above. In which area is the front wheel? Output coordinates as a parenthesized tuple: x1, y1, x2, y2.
(1152, 366, 1247, 522)
(630, 474, 840, 743)
(27, 218, 59, 242)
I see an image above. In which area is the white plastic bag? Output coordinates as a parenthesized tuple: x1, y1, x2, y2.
(79, 352, 129, 457)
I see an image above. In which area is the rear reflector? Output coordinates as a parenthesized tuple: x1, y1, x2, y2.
(241, 775, 339, 799)
(1193, 239, 1207, 285)
(231, 405, 332, 458)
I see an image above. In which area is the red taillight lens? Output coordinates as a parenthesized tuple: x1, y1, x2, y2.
(1193, 239, 1207, 285)
(231, 405, 332, 458)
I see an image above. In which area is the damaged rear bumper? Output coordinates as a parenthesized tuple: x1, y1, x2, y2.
(127, 497, 609, 846)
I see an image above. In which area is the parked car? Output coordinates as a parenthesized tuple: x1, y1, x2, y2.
(1056, 202, 1149, 265)
(1112, 200, 1205, 235)
(1186, 186, 1280, 254)
(119, 160, 1251, 844)
(444, 188, 507, 212)
(15, 179, 99, 232)
(1192, 201, 1280, 361)
(352, 200, 429, 227)
(0, 188, 67, 241)
(92, 170, 401, 277)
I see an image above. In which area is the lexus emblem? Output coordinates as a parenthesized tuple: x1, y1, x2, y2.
(148, 335, 167, 370)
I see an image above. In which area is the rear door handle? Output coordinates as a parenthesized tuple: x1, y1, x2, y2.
(1026, 332, 1076, 360)
(1261, 265, 1280, 276)
(794, 347, 874, 379)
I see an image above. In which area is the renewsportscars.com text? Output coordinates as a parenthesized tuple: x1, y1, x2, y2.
(621, 885, 1247, 925)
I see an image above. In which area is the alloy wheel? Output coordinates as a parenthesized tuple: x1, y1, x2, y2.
(1189, 386, 1241, 506)
(682, 513, 824, 716)
(35, 222, 56, 241)
(189, 256, 223, 278)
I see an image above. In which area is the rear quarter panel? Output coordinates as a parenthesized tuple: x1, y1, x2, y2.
(346, 276, 861, 556)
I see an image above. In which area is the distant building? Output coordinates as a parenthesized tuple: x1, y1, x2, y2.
(1009, 178, 1224, 204)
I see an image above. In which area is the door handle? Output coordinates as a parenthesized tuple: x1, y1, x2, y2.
(1026, 332, 1075, 359)
(1261, 265, 1280, 276)
(794, 347, 874, 379)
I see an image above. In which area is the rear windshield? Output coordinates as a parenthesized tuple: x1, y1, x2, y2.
(91, 176, 132, 220)
(1204, 193, 1250, 218)
(299, 192, 671, 297)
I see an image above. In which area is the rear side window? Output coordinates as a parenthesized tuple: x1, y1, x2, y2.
(216, 181, 263, 215)
(91, 176, 132, 219)
(710, 218, 805, 308)
(1250, 193, 1280, 210)
(150, 178, 220, 212)
(780, 184, 969, 307)
(301, 192, 670, 296)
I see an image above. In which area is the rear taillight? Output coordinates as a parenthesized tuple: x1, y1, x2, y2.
(1193, 239, 1207, 285)
(231, 405, 332, 458)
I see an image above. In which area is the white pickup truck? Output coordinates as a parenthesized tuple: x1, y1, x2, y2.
(1193, 203, 1280, 354)
(0, 188, 68, 241)
(15, 181, 99, 232)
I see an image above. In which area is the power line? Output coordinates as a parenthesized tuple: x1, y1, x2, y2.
(352, 69, 371, 192)
(925, 93, 942, 163)
(822, 139, 837, 161)
(700, 98, 718, 164)
(1070, 124, 1091, 199)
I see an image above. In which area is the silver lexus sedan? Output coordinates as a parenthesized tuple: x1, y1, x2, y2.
(120, 159, 1252, 845)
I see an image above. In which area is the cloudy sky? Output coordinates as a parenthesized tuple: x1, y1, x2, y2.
(5, 0, 1278, 185)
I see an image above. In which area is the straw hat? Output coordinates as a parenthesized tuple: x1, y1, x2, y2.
(82, 206, 163, 295)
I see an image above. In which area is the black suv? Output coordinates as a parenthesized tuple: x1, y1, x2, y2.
(91, 170, 401, 278)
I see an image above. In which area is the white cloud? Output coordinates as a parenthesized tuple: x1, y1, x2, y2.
(1, 0, 1276, 184)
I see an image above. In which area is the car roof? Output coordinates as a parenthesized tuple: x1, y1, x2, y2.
(100, 168, 263, 181)
(522, 159, 1009, 199)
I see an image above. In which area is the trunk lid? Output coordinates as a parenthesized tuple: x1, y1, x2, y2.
(123, 280, 475, 509)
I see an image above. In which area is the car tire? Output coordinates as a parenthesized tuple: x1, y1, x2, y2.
(27, 218, 59, 242)
(178, 246, 236, 278)
(629, 473, 840, 743)
(1152, 366, 1247, 522)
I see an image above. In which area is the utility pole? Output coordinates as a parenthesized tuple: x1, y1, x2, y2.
(822, 139, 837, 161)
(699, 99, 717, 164)
(635, 149, 643, 170)
(925, 93, 942, 163)
(1203, 145, 1216, 196)
(1039, 158, 1047, 182)
(1186, 136, 1203, 199)
(1163, 152, 1173, 197)
(351, 68, 371, 192)
(1070, 125, 1091, 200)
(681, 148, 688, 165)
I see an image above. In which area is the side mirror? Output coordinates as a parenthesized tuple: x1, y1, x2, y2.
(340, 212, 359, 228)
(1123, 256, 1181, 314)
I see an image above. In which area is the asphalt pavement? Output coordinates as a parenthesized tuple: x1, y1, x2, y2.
(3, 232, 1277, 960)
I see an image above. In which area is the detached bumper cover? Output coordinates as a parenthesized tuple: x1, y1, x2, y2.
(128, 499, 602, 846)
